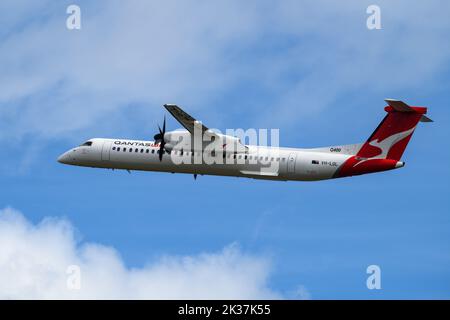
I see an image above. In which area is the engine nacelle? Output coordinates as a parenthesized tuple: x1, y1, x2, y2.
(162, 130, 247, 153)
(163, 130, 191, 151)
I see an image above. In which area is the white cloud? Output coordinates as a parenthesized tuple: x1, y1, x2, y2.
(0, 0, 264, 141)
(0, 1, 449, 145)
(0, 207, 284, 299)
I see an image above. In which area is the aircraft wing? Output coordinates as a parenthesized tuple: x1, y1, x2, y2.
(163, 104, 247, 153)
(164, 104, 210, 135)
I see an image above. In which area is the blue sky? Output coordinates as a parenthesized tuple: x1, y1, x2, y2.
(0, 0, 449, 299)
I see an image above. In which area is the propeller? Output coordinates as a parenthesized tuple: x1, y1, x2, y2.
(153, 115, 167, 161)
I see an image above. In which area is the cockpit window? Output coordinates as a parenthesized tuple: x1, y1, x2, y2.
(80, 141, 93, 147)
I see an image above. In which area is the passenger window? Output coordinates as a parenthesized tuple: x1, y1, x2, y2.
(140, 149, 144, 153)
(112, 147, 116, 151)
(129, 148, 133, 152)
(146, 149, 149, 153)
(117, 147, 120, 151)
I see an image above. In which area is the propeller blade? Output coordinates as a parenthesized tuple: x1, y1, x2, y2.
(154, 115, 168, 161)
(163, 115, 166, 133)
(159, 144, 164, 161)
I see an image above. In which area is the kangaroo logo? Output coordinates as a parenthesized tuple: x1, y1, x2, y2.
(353, 126, 416, 167)
(368, 126, 416, 159)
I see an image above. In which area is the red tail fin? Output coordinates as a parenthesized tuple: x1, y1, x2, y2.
(357, 99, 431, 161)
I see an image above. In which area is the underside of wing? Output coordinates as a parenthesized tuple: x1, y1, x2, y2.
(164, 104, 209, 135)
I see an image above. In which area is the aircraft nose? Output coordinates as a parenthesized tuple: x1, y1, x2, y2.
(57, 152, 67, 164)
(57, 151, 73, 164)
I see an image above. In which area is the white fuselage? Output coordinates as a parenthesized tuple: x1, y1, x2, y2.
(57, 138, 360, 181)
(57, 100, 425, 181)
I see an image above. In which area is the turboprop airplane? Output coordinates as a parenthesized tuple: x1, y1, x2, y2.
(57, 99, 432, 181)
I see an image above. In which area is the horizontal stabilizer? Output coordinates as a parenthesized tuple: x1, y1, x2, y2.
(420, 115, 433, 122)
(384, 99, 432, 122)
(384, 99, 412, 112)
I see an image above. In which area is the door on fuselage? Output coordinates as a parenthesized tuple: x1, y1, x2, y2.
(101, 141, 112, 161)
(288, 153, 297, 173)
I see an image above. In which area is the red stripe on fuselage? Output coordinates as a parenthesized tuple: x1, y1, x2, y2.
(335, 156, 399, 178)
